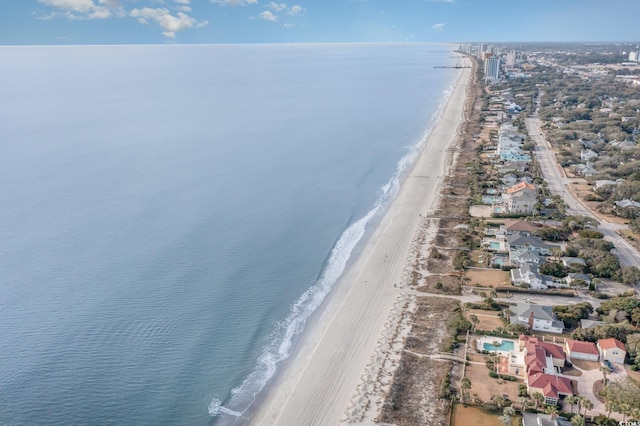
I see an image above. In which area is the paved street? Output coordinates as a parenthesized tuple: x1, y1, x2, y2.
(525, 114, 640, 271)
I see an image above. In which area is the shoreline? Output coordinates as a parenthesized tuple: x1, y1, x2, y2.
(249, 58, 472, 426)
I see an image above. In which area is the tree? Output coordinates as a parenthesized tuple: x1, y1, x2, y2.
(600, 366, 609, 386)
(571, 414, 585, 426)
(531, 392, 545, 411)
(492, 394, 507, 410)
(544, 404, 558, 416)
(469, 314, 479, 330)
(565, 395, 578, 414)
(622, 266, 640, 286)
(518, 397, 530, 412)
(581, 397, 594, 417)
(499, 406, 516, 426)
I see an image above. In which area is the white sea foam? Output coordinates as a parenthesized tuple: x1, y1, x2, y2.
(209, 78, 460, 424)
(208, 399, 242, 417)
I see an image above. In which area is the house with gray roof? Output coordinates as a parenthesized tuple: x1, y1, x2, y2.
(511, 264, 554, 289)
(615, 199, 640, 209)
(580, 319, 606, 329)
(510, 303, 565, 334)
(506, 234, 553, 255)
(565, 273, 591, 286)
(561, 257, 586, 269)
(522, 412, 571, 426)
(510, 250, 545, 266)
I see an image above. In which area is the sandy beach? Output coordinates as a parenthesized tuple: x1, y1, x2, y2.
(250, 58, 472, 426)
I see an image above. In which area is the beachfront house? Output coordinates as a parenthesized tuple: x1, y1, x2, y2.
(509, 303, 565, 334)
(597, 338, 626, 364)
(565, 339, 599, 362)
(520, 335, 566, 372)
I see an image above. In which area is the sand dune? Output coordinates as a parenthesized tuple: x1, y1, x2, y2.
(250, 59, 472, 426)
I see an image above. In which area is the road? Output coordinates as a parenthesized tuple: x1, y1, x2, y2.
(525, 113, 640, 270)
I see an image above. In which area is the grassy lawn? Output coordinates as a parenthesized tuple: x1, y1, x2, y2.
(451, 404, 504, 426)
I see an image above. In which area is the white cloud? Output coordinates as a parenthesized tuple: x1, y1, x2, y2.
(426, 0, 454, 2)
(173, 0, 190, 3)
(259, 10, 277, 21)
(98, 0, 121, 6)
(88, 6, 112, 18)
(283, 23, 293, 28)
(431, 22, 446, 31)
(265, 2, 286, 11)
(38, 0, 96, 13)
(211, 0, 258, 5)
(37, 0, 122, 19)
(176, 5, 192, 11)
(129, 7, 207, 37)
(287, 4, 303, 16)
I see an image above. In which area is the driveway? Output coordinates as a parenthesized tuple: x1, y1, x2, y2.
(571, 362, 626, 417)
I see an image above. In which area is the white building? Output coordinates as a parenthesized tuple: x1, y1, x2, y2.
(484, 57, 500, 82)
(509, 303, 565, 334)
(506, 50, 516, 67)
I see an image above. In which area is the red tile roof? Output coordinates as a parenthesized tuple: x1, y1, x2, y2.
(521, 335, 566, 361)
(528, 373, 573, 398)
(598, 338, 625, 351)
(566, 339, 599, 356)
(525, 345, 547, 375)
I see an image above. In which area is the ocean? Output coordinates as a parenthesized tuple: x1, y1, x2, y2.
(0, 43, 458, 425)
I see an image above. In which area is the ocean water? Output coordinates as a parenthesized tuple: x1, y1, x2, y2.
(0, 43, 458, 425)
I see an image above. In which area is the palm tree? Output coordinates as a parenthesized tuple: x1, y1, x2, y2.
(544, 404, 558, 416)
(570, 414, 585, 426)
(499, 406, 516, 426)
(503, 308, 512, 322)
(531, 392, 545, 412)
(492, 394, 507, 410)
(565, 395, 578, 414)
(518, 397, 530, 413)
(581, 398, 593, 418)
(600, 366, 609, 386)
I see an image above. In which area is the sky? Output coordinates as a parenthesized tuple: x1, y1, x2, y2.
(1, 0, 639, 45)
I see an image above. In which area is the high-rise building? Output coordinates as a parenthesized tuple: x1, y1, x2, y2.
(629, 51, 640, 62)
(506, 50, 516, 67)
(484, 57, 501, 82)
(477, 43, 485, 58)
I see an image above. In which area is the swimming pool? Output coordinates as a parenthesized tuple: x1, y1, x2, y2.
(483, 340, 515, 352)
(489, 242, 501, 250)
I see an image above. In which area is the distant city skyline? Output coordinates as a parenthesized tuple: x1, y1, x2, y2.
(2, 0, 640, 45)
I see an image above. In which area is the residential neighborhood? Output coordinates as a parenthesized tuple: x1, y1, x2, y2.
(445, 42, 640, 426)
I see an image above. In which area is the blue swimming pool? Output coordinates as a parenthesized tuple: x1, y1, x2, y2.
(489, 242, 501, 250)
(483, 340, 515, 352)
